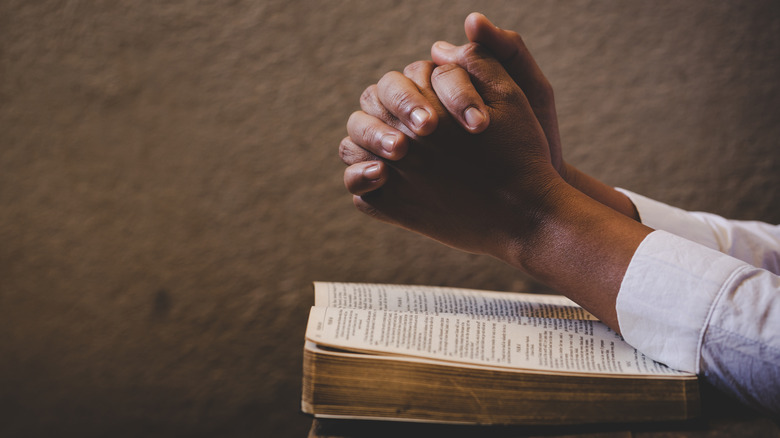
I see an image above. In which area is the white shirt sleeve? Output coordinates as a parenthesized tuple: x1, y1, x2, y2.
(615, 188, 780, 272)
(614, 189, 780, 414)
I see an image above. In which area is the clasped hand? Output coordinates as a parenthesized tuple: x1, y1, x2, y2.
(340, 16, 564, 259)
(339, 13, 654, 331)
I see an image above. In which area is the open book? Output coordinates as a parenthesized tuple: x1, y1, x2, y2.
(302, 282, 700, 425)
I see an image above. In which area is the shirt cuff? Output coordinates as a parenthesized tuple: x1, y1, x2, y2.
(616, 230, 745, 373)
(615, 188, 720, 251)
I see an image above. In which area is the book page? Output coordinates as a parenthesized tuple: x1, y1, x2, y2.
(313, 282, 596, 321)
(306, 306, 692, 376)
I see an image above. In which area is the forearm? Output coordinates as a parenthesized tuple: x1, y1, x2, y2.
(562, 162, 640, 222)
(499, 179, 652, 332)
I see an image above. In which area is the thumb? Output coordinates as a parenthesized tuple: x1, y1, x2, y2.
(463, 13, 547, 95)
(464, 13, 521, 63)
(430, 13, 529, 67)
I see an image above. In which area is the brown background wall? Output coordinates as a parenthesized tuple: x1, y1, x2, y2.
(1, 1, 778, 437)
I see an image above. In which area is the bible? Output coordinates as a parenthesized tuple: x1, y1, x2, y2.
(302, 282, 700, 425)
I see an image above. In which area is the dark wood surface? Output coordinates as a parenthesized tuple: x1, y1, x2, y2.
(307, 384, 780, 437)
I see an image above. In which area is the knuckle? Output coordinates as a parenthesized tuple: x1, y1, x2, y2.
(360, 84, 379, 109)
(340, 138, 378, 165)
(377, 71, 421, 117)
(346, 111, 363, 135)
(346, 112, 377, 142)
(386, 88, 419, 117)
(431, 65, 474, 104)
(361, 86, 396, 123)
(460, 42, 484, 59)
(357, 122, 380, 145)
(449, 90, 475, 109)
(495, 82, 523, 104)
(459, 42, 490, 70)
(338, 137, 350, 160)
(430, 64, 464, 91)
(506, 30, 524, 46)
(339, 137, 359, 163)
(347, 110, 362, 127)
(377, 70, 402, 90)
(432, 63, 460, 78)
(374, 106, 397, 126)
(403, 60, 434, 77)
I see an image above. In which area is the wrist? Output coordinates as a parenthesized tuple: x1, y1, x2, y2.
(494, 173, 577, 273)
(495, 180, 652, 330)
(558, 162, 640, 222)
(496, 177, 578, 270)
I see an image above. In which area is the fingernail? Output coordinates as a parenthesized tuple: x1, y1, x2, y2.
(464, 107, 486, 130)
(434, 41, 456, 51)
(381, 134, 396, 154)
(411, 108, 430, 129)
(363, 163, 381, 180)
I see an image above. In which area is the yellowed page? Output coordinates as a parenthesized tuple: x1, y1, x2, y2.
(313, 282, 596, 320)
(306, 306, 692, 377)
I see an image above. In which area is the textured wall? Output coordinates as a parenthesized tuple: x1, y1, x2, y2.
(1, 1, 778, 437)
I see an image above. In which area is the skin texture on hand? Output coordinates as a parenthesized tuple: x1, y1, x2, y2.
(434, 14, 642, 221)
(340, 14, 655, 332)
(346, 55, 559, 257)
(343, 12, 640, 222)
(432, 12, 563, 174)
